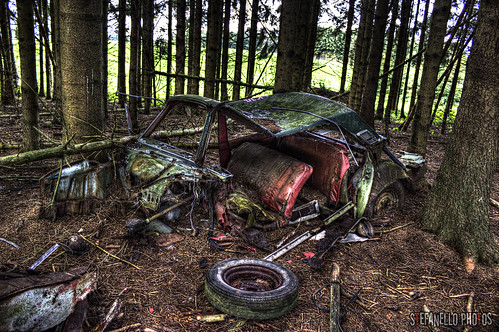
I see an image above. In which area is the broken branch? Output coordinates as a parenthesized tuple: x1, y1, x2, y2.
(490, 198, 499, 209)
(79, 234, 141, 270)
(330, 263, 341, 332)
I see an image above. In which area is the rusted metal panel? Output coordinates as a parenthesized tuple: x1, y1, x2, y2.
(0, 269, 96, 331)
(277, 135, 350, 203)
(228, 142, 313, 218)
(39, 160, 114, 218)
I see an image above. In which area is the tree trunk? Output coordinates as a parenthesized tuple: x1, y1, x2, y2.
(187, 0, 195, 93)
(175, 0, 186, 95)
(408, 0, 451, 155)
(274, 0, 312, 93)
(232, 0, 246, 100)
(129, 0, 140, 131)
(359, 0, 390, 127)
(187, 0, 202, 95)
(43, 0, 51, 99)
(0, 0, 15, 105)
(101, 0, 108, 118)
(204, 0, 223, 98)
(50, 0, 62, 113)
(117, 0, 126, 108)
(166, 0, 173, 98)
(142, 0, 153, 114)
(349, 0, 375, 110)
(301, 0, 320, 91)
(245, 0, 259, 97)
(38, 0, 44, 97)
(399, 0, 421, 119)
(375, 0, 398, 120)
(17, 0, 39, 151)
(419, 0, 499, 266)
(399, 0, 430, 131)
(384, 0, 411, 128)
(220, 0, 231, 101)
(60, 0, 104, 148)
(339, 0, 356, 94)
(441, 53, 462, 134)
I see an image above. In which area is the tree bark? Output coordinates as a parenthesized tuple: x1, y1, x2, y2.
(129, 0, 140, 131)
(0, 0, 15, 105)
(117, 0, 126, 108)
(408, 0, 451, 155)
(50, 0, 62, 113)
(375, 0, 398, 120)
(60, 0, 104, 148)
(42, 0, 51, 99)
(204, 0, 223, 98)
(175, 0, 186, 95)
(232, 0, 246, 100)
(101, 0, 108, 117)
(419, 0, 499, 266)
(384, 0, 412, 127)
(348, 0, 375, 110)
(274, 0, 312, 93)
(359, 0, 390, 127)
(339, 0, 356, 94)
(301, 0, 321, 91)
(166, 0, 173, 98)
(245, 0, 259, 97)
(17, 0, 40, 151)
(38, 0, 44, 97)
(220, 0, 231, 101)
(142, 0, 154, 114)
(187, 0, 202, 95)
(440, 53, 462, 134)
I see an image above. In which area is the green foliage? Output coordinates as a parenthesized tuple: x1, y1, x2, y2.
(315, 27, 346, 60)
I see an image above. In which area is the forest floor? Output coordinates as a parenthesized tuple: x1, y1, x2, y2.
(0, 100, 497, 332)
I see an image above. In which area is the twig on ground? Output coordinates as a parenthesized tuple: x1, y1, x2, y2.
(79, 234, 141, 270)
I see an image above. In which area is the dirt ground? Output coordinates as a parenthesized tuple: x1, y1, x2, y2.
(0, 102, 497, 332)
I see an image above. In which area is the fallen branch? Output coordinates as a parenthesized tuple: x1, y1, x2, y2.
(330, 263, 341, 332)
(108, 323, 141, 332)
(79, 234, 141, 270)
(381, 222, 414, 234)
(490, 198, 499, 209)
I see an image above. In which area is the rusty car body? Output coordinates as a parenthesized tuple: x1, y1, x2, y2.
(41, 92, 420, 230)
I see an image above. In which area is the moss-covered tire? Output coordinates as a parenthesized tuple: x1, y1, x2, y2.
(205, 258, 299, 320)
(365, 180, 405, 217)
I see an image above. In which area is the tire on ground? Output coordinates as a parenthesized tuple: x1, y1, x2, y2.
(205, 258, 299, 320)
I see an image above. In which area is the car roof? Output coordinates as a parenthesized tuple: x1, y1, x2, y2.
(167, 92, 380, 141)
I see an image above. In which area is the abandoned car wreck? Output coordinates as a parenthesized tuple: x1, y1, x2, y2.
(14, 92, 427, 326)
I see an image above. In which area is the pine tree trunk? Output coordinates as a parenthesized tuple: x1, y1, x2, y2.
(204, 0, 223, 98)
(245, 0, 259, 97)
(274, 0, 312, 93)
(232, 0, 246, 100)
(384, 0, 412, 127)
(375, 0, 398, 120)
(220, 0, 231, 101)
(359, 0, 390, 127)
(101, 0, 108, 118)
(17, 0, 39, 151)
(420, 0, 499, 266)
(408, 0, 451, 155)
(302, 0, 320, 91)
(0, 0, 15, 105)
(349, 0, 375, 110)
(166, 1, 173, 98)
(43, 0, 51, 99)
(129, 0, 140, 131)
(175, 0, 186, 95)
(38, 0, 44, 97)
(60, 0, 104, 149)
(142, 0, 153, 114)
(441, 53, 462, 134)
(117, 0, 126, 107)
(339, 0, 356, 94)
(50, 0, 62, 113)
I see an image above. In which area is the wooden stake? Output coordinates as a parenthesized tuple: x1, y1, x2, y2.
(330, 263, 341, 332)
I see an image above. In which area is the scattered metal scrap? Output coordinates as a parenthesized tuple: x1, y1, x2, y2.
(0, 267, 96, 331)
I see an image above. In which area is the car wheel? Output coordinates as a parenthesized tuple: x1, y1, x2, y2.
(366, 180, 405, 217)
(204, 258, 299, 320)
